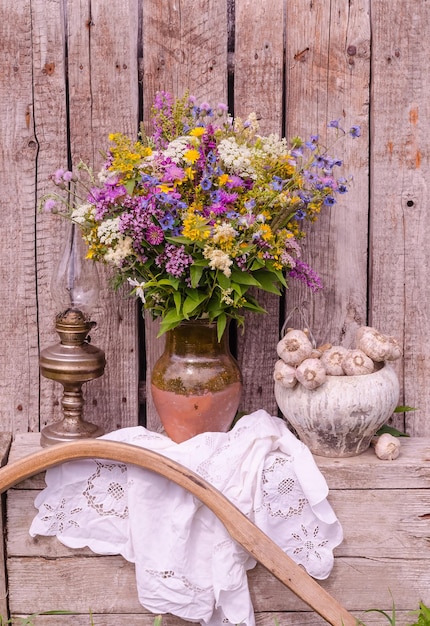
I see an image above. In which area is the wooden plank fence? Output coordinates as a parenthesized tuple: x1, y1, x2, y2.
(1, 0, 429, 437)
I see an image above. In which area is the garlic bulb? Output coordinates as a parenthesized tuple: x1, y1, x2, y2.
(342, 349, 375, 376)
(273, 359, 297, 389)
(311, 343, 332, 359)
(373, 433, 401, 460)
(320, 345, 348, 376)
(356, 326, 402, 362)
(276, 329, 313, 367)
(296, 358, 327, 390)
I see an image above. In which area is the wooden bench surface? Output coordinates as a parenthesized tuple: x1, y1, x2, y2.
(4, 433, 430, 625)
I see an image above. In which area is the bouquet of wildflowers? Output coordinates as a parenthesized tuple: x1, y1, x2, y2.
(44, 92, 359, 339)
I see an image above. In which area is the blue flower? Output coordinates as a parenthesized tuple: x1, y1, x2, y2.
(349, 125, 361, 138)
(323, 195, 336, 206)
(270, 176, 284, 191)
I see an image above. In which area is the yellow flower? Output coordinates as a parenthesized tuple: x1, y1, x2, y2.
(182, 213, 211, 242)
(189, 127, 206, 137)
(184, 149, 200, 163)
(218, 174, 229, 186)
(185, 166, 195, 180)
(260, 223, 274, 242)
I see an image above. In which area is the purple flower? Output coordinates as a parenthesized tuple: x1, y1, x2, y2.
(288, 260, 323, 292)
(270, 176, 284, 191)
(146, 225, 164, 245)
(44, 198, 57, 212)
(156, 244, 192, 278)
(349, 125, 361, 138)
(226, 175, 245, 189)
(200, 177, 212, 191)
(162, 164, 186, 182)
(323, 195, 336, 206)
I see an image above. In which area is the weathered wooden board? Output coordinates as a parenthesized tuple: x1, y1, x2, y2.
(26, 0, 140, 435)
(7, 612, 419, 626)
(6, 554, 430, 618)
(0, 435, 12, 620)
(9, 486, 430, 561)
(0, 0, 40, 432)
(60, 0, 140, 432)
(369, 0, 430, 435)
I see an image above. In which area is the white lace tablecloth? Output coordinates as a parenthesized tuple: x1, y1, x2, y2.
(29, 410, 343, 625)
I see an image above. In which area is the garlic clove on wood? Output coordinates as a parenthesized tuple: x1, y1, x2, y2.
(342, 349, 375, 376)
(320, 345, 348, 376)
(295, 358, 327, 390)
(273, 359, 297, 388)
(356, 326, 402, 362)
(372, 433, 401, 460)
(276, 329, 314, 366)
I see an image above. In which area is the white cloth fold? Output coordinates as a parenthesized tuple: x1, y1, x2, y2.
(30, 410, 343, 625)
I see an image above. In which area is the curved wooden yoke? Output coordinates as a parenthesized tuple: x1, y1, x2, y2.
(0, 440, 357, 626)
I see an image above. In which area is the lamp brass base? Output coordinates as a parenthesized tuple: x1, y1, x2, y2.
(40, 419, 104, 447)
(40, 309, 106, 447)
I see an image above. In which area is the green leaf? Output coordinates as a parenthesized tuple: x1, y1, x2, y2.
(376, 424, 410, 437)
(252, 269, 282, 295)
(165, 235, 191, 245)
(190, 264, 204, 288)
(230, 268, 261, 287)
(242, 300, 267, 314)
(183, 292, 207, 316)
(217, 272, 231, 290)
(157, 277, 180, 289)
(230, 281, 246, 296)
(217, 313, 227, 342)
(157, 309, 183, 336)
(394, 405, 417, 413)
(173, 291, 182, 315)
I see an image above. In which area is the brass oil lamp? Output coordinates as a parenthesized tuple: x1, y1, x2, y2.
(40, 223, 106, 446)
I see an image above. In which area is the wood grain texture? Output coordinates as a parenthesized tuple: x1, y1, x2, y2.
(369, 1, 430, 435)
(0, 0, 40, 432)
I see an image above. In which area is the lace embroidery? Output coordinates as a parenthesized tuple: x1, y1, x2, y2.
(145, 569, 206, 592)
(39, 498, 83, 533)
(261, 456, 308, 519)
(83, 461, 129, 518)
(292, 524, 329, 562)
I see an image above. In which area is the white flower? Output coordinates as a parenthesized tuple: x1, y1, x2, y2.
(104, 236, 133, 266)
(162, 136, 192, 164)
(219, 287, 234, 305)
(203, 247, 233, 277)
(258, 133, 289, 158)
(71, 203, 96, 225)
(212, 223, 237, 243)
(217, 137, 256, 179)
(97, 217, 121, 245)
(128, 277, 146, 302)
